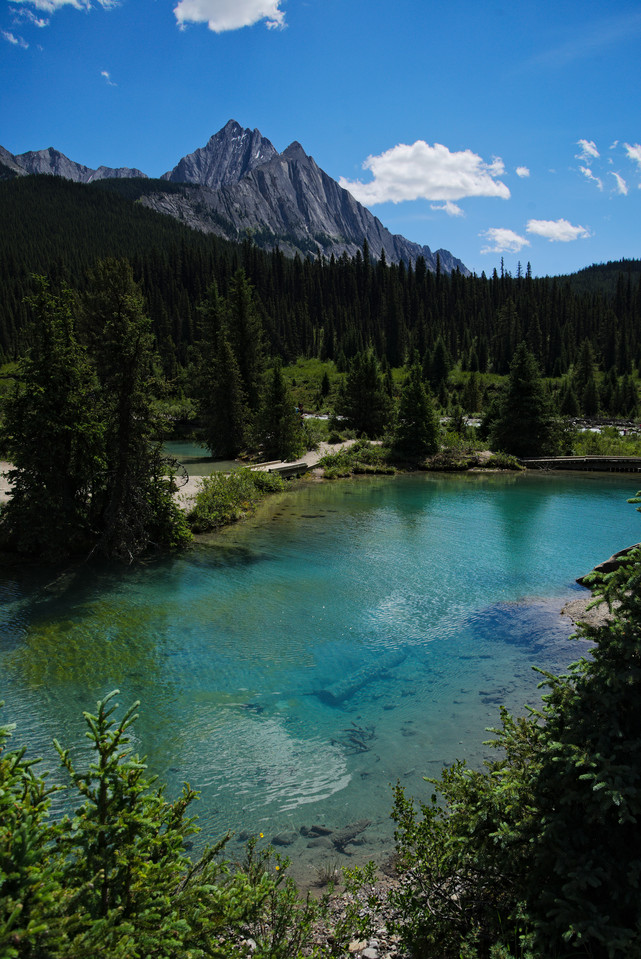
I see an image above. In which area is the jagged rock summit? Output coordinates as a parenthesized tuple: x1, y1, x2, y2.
(161, 119, 278, 190)
(0, 122, 469, 273)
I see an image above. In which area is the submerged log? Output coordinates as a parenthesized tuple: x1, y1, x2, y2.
(314, 649, 407, 706)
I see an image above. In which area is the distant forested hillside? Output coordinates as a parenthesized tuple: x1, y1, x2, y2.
(1, 174, 640, 381)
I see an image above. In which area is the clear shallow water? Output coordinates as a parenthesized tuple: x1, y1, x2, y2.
(163, 439, 241, 476)
(1, 471, 638, 882)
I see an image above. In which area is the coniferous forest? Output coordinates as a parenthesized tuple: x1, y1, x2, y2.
(1, 174, 640, 415)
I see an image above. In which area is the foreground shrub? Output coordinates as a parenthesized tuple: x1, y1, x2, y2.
(390, 507, 641, 957)
(319, 439, 395, 478)
(0, 691, 365, 958)
(188, 468, 286, 532)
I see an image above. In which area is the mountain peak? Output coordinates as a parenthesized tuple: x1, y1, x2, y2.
(161, 120, 278, 189)
(282, 141, 308, 162)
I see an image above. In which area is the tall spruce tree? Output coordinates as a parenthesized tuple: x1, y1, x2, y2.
(393, 360, 440, 457)
(335, 349, 392, 437)
(83, 258, 188, 560)
(226, 269, 265, 414)
(489, 341, 557, 457)
(257, 357, 304, 460)
(0, 279, 104, 559)
(200, 328, 251, 457)
(196, 280, 252, 457)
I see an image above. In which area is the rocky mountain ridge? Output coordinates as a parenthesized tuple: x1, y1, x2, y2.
(7, 146, 146, 183)
(0, 121, 468, 273)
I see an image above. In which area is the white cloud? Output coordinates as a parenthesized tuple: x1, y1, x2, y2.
(339, 141, 510, 207)
(479, 228, 530, 254)
(2, 29, 29, 47)
(624, 142, 641, 170)
(516, 166, 530, 178)
(576, 138, 599, 160)
(430, 201, 464, 217)
(526, 218, 591, 242)
(13, 8, 49, 25)
(11, 0, 116, 12)
(579, 165, 603, 190)
(101, 69, 116, 86)
(610, 172, 628, 195)
(174, 0, 286, 32)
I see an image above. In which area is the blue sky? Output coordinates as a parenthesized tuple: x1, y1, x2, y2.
(2, 0, 640, 277)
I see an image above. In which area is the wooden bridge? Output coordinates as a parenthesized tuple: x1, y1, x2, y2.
(521, 456, 641, 473)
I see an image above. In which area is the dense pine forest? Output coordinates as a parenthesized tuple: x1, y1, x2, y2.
(1, 174, 640, 412)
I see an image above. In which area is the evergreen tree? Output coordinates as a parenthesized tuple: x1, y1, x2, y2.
(489, 341, 557, 457)
(393, 360, 440, 456)
(0, 279, 104, 559)
(257, 358, 305, 460)
(83, 258, 188, 560)
(559, 379, 580, 416)
(335, 349, 392, 437)
(572, 339, 598, 400)
(461, 371, 482, 414)
(226, 268, 265, 413)
(196, 281, 252, 457)
(427, 336, 451, 392)
(200, 328, 251, 457)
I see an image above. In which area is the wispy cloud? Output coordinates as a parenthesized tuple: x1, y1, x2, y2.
(576, 139, 599, 161)
(430, 201, 464, 217)
(101, 69, 116, 86)
(624, 142, 641, 171)
(2, 29, 29, 47)
(10, 0, 117, 13)
(339, 141, 510, 207)
(526, 219, 591, 242)
(479, 228, 530, 254)
(579, 166, 603, 190)
(174, 0, 286, 32)
(13, 7, 49, 26)
(610, 172, 628, 196)
(515, 166, 530, 178)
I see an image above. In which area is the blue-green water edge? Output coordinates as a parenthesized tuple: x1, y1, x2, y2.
(1, 471, 638, 883)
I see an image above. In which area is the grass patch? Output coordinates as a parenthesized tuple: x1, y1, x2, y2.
(187, 467, 286, 532)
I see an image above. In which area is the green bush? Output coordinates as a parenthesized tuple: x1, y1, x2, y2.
(0, 691, 366, 958)
(390, 524, 641, 957)
(188, 468, 285, 532)
(319, 440, 394, 478)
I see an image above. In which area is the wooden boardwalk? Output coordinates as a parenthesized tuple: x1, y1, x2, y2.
(521, 456, 641, 473)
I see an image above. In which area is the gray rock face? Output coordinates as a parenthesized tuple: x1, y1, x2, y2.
(0, 145, 27, 177)
(143, 130, 469, 273)
(161, 119, 278, 190)
(12, 147, 146, 183)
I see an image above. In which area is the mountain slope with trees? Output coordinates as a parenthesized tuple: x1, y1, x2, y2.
(0, 172, 639, 425)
